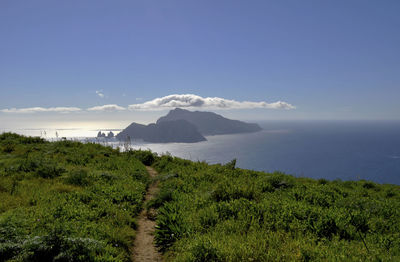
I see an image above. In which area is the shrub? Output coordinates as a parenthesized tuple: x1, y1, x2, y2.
(315, 216, 339, 239)
(153, 155, 173, 171)
(225, 159, 236, 170)
(363, 181, 377, 190)
(318, 178, 328, 185)
(268, 176, 283, 189)
(99, 172, 118, 182)
(66, 169, 89, 186)
(190, 239, 220, 262)
(385, 189, 396, 198)
(155, 202, 187, 251)
(17, 157, 40, 172)
(148, 187, 174, 209)
(212, 182, 256, 201)
(198, 206, 219, 229)
(36, 161, 65, 178)
(2, 142, 15, 153)
(0, 133, 45, 144)
(15, 233, 103, 262)
(128, 150, 155, 166)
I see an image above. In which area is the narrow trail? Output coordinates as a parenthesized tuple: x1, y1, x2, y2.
(132, 166, 162, 262)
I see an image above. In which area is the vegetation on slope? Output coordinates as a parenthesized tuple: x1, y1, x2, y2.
(1, 133, 399, 261)
(150, 155, 400, 261)
(0, 133, 150, 261)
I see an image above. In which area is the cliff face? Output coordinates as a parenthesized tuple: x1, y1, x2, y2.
(116, 119, 206, 143)
(156, 108, 262, 136)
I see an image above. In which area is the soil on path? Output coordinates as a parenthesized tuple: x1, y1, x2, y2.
(131, 166, 162, 262)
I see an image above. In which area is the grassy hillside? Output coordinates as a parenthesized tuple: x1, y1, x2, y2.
(150, 155, 400, 261)
(1, 133, 400, 261)
(0, 133, 150, 261)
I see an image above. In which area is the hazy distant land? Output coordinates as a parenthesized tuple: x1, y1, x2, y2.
(116, 108, 262, 143)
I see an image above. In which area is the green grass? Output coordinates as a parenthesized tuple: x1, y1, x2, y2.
(151, 155, 400, 261)
(2, 133, 400, 261)
(0, 133, 150, 261)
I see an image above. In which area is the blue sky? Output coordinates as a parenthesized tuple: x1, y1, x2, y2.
(1, 0, 399, 129)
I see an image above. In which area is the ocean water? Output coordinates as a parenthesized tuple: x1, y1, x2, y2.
(3, 121, 400, 185)
(128, 121, 400, 185)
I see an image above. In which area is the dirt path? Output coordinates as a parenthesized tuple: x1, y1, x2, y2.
(132, 166, 162, 262)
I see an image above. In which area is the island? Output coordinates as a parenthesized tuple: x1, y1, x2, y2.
(97, 131, 115, 138)
(116, 119, 206, 143)
(116, 108, 262, 143)
(157, 108, 262, 135)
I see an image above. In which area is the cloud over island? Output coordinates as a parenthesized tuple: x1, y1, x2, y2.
(87, 104, 126, 112)
(128, 94, 295, 111)
(0, 94, 295, 113)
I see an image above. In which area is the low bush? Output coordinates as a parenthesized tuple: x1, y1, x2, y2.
(66, 169, 90, 186)
(36, 160, 65, 179)
(128, 150, 155, 166)
(2, 143, 15, 153)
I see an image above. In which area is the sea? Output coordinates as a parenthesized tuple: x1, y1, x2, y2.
(3, 120, 400, 185)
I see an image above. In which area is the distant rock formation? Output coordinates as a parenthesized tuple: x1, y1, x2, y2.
(156, 108, 262, 135)
(97, 131, 115, 139)
(116, 119, 206, 143)
(107, 131, 114, 138)
(97, 131, 106, 138)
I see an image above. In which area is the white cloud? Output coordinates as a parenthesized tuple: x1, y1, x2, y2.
(0, 107, 82, 114)
(128, 94, 295, 110)
(0, 94, 295, 114)
(87, 104, 126, 112)
(96, 90, 105, 98)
